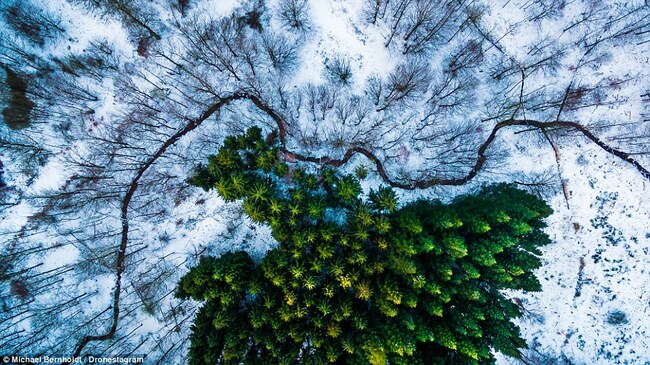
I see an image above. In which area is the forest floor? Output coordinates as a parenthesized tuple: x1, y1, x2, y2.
(1, 0, 649, 364)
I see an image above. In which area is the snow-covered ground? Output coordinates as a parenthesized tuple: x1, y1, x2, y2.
(494, 133, 650, 364)
(1, 0, 649, 363)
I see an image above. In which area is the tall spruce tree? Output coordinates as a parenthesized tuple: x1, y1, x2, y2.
(177, 127, 553, 365)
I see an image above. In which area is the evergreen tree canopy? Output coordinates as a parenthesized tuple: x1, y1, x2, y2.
(178, 127, 553, 365)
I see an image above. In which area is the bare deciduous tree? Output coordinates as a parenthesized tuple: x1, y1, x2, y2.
(362, 0, 389, 24)
(378, 59, 431, 111)
(278, 0, 310, 31)
(70, 0, 161, 40)
(1, 2, 65, 47)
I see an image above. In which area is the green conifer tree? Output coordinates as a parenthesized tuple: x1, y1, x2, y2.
(179, 127, 553, 364)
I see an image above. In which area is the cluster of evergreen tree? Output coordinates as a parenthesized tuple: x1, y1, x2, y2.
(178, 127, 553, 365)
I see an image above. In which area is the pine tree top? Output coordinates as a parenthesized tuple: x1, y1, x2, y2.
(179, 128, 553, 365)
